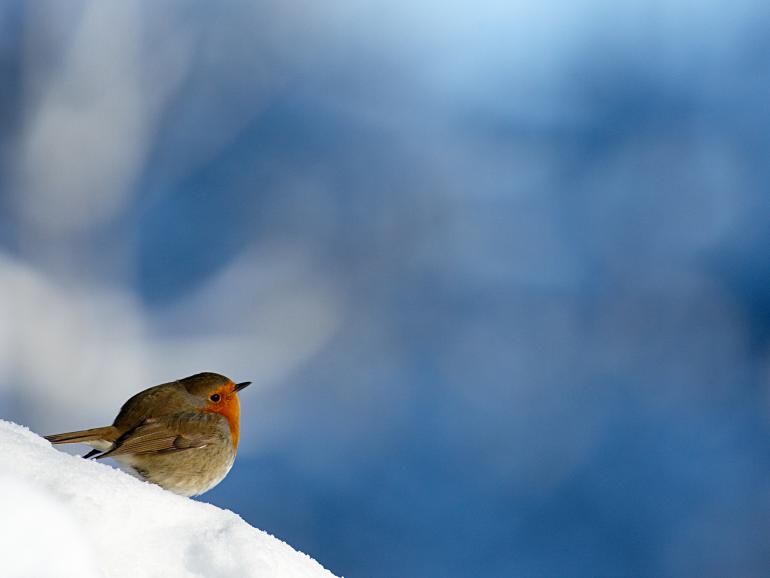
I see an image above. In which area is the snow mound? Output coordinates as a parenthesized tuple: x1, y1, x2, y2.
(0, 420, 337, 578)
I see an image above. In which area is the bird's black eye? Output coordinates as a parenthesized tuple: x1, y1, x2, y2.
(210, 393, 221, 402)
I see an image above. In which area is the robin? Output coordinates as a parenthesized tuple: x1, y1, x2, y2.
(45, 372, 250, 496)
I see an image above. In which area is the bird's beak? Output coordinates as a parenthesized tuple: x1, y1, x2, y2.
(234, 381, 251, 392)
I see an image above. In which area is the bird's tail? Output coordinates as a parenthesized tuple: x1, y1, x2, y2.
(45, 426, 118, 446)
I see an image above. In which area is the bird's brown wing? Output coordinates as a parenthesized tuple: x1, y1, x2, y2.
(94, 416, 217, 459)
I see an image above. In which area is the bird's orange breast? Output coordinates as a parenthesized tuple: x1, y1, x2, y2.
(204, 393, 241, 449)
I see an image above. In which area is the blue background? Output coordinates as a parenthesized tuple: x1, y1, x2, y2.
(1, 2, 769, 576)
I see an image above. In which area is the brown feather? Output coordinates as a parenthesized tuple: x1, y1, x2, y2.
(45, 426, 119, 445)
(96, 418, 212, 459)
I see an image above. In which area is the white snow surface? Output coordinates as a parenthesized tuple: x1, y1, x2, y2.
(0, 420, 338, 578)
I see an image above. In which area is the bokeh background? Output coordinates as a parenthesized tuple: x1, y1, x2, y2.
(1, 1, 770, 576)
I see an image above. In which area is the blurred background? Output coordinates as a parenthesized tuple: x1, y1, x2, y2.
(1, 1, 769, 576)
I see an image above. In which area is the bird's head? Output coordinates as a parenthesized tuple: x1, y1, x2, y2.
(178, 372, 251, 448)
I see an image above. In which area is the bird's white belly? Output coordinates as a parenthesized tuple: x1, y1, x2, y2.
(113, 450, 236, 497)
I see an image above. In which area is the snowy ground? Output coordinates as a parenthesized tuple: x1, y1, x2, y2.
(0, 420, 337, 578)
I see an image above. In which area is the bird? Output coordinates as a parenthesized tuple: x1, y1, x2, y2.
(45, 372, 250, 497)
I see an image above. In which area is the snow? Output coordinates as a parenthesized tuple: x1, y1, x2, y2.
(0, 420, 338, 578)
